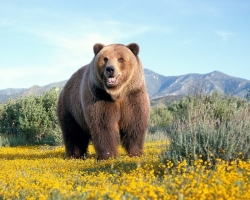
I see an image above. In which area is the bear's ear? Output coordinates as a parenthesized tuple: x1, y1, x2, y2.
(93, 43, 105, 55)
(127, 43, 139, 56)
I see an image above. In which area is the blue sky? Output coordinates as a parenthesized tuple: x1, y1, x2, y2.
(0, 0, 250, 89)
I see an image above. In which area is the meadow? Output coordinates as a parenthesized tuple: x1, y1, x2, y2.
(1, 141, 250, 200)
(1, 90, 250, 199)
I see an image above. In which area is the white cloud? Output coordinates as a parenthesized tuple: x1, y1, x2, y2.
(0, 65, 64, 89)
(25, 19, 152, 52)
(0, 17, 153, 89)
(215, 30, 234, 40)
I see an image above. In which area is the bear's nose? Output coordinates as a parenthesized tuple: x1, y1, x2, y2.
(106, 66, 115, 76)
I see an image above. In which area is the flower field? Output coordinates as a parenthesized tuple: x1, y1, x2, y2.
(1, 142, 250, 199)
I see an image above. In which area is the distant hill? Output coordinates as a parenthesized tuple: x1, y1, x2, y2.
(144, 69, 250, 99)
(0, 88, 26, 95)
(0, 81, 67, 103)
(0, 69, 250, 103)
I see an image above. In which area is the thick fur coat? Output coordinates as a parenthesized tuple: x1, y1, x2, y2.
(57, 43, 150, 160)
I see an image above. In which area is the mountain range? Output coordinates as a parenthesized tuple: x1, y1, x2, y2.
(0, 69, 250, 103)
(144, 69, 250, 98)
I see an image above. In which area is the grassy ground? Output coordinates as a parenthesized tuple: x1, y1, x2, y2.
(0, 141, 250, 199)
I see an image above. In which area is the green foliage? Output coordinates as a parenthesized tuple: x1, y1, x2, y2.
(246, 86, 250, 102)
(0, 134, 27, 147)
(0, 103, 3, 117)
(0, 88, 62, 146)
(168, 92, 248, 123)
(145, 131, 168, 142)
(162, 93, 250, 165)
(149, 106, 173, 133)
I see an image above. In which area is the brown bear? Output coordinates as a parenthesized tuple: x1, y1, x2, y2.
(57, 43, 150, 160)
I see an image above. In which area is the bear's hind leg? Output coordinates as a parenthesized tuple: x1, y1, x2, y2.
(60, 114, 90, 158)
(74, 131, 91, 159)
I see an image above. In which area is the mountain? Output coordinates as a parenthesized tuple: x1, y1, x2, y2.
(144, 69, 250, 99)
(0, 80, 67, 103)
(0, 69, 250, 103)
(0, 88, 26, 95)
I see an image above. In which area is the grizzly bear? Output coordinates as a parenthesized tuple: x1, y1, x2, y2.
(57, 43, 150, 160)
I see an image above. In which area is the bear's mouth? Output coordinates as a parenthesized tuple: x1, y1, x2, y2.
(105, 75, 120, 87)
(107, 77, 116, 85)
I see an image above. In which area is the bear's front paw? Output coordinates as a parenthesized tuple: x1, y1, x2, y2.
(128, 149, 143, 157)
(97, 151, 117, 160)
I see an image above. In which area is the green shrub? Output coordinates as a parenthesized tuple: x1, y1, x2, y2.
(149, 106, 173, 133)
(145, 131, 168, 142)
(0, 103, 3, 117)
(246, 86, 250, 102)
(168, 92, 248, 122)
(0, 134, 27, 147)
(0, 88, 62, 146)
(163, 94, 250, 165)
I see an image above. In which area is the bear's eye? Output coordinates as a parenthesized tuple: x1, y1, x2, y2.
(118, 58, 124, 62)
(104, 57, 108, 62)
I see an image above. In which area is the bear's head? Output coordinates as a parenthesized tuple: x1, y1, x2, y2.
(92, 43, 142, 99)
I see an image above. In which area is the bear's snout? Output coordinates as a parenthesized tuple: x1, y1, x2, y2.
(105, 66, 115, 76)
(105, 65, 119, 86)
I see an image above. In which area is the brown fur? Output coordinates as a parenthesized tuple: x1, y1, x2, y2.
(57, 43, 150, 160)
